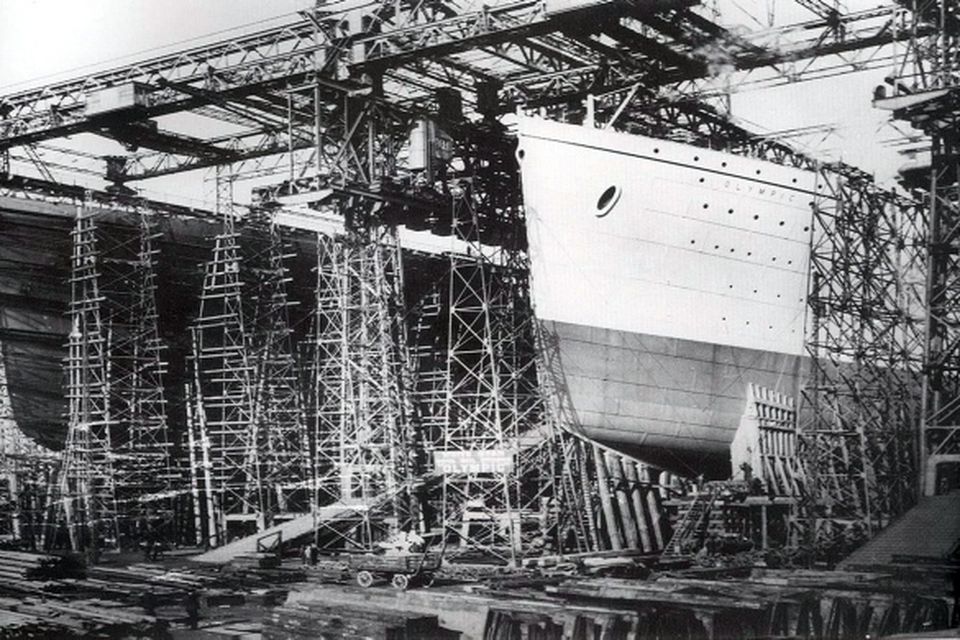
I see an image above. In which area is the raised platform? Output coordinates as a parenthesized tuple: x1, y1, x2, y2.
(840, 491, 960, 569)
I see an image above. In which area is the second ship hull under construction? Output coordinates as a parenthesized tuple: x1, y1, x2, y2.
(517, 117, 820, 475)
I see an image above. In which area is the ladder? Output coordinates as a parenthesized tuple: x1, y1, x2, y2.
(662, 486, 718, 557)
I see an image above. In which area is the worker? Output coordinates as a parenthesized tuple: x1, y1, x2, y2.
(301, 544, 311, 566)
(184, 590, 201, 629)
(140, 590, 157, 617)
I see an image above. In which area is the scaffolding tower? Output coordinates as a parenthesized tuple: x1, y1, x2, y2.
(102, 210, 176, 542)
(801, 167, 926, 542)
(435, 123, 549, 564)
(51, 202, 120, 553)
(189, 168, 260, 545)
(887, 0, 960, 496)
(309, 209, 418, 552)
(244, 204, 310, 517)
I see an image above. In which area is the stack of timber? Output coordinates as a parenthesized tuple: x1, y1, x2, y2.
(0, 595, 162, 639)
(87, 562, 214, 591)
(0, 550, 84, 595)
(263, 599, 452, 640)
(226, 553, 306, 585)
(0, 550, 83, 579)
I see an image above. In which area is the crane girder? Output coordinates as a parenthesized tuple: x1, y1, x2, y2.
(0, 0, 922, 185)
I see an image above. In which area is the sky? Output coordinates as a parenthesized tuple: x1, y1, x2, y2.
(0, 0, 910, 204)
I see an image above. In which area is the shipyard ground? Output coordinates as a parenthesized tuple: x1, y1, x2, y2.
(1, 494, 958, 640)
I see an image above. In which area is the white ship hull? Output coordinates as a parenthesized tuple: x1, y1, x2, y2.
(517, 117, 820, 474)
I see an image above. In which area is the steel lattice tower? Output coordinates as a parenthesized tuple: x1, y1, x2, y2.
(244, 204, 310, 517)
(104, 210, 176, 541)
(436, 124, 549, 564)
(879, 0, 960, 496)
(52, 203, 120, 553)
(801, 169, 926, 542)
(190, 168, 260, 545)
(309, 217, 418, 552)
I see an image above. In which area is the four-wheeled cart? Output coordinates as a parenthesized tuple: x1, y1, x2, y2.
(346, 551, 443, 590)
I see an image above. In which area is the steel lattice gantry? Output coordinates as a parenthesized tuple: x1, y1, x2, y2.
(0, 0, 921, 192)
(800, 167, 926, 546)
(308, 215, 419, 553)
(878, 0, 960, 496)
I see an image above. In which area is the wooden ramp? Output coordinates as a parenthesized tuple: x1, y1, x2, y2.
(191, 506, 351, 565)
(840, 492, 960, 568)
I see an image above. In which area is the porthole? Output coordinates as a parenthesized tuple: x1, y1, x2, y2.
(728, 209, 734, 214)
(721, 162, 727, 168)
(694, 155, 700, 162)
(703, 203, 709, 209)
(595, 185, 622, 218)
(518, 149, 526, 160)
(699, 177, 705, 183)
(779, 221, 785, 226)
(654, 148, 660, 154)
(690, 240, 696, 245)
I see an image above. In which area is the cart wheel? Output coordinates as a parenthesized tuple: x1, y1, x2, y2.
(356, 571, 374, 588)
(391, 573, 410, 591)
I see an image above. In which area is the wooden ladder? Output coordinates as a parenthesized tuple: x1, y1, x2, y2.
(662, 486, 718, 557)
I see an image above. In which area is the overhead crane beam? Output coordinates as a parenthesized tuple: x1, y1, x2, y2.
(0, 20, 326, 149)
(0, 0, 928, 189)
(503, 5, 914, 109)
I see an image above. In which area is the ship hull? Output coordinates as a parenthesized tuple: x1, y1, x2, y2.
(543, 319, 806, 475)
(518, 117, 820, 475)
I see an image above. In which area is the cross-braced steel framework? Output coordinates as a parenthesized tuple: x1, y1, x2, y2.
(103, 210, 176, 541)
(437, 125, 550, 564)
(309, 216, 418, 552)
(189, 169, 260, 544)
(800, 168, 926, 542)
(882, 0, 960, 496)
(51, 203, 120, 552)
(922, 111, 960, 492)
(244, 205, 310, 517)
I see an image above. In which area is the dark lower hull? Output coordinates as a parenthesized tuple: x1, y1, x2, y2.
(544, 319, 807, 477)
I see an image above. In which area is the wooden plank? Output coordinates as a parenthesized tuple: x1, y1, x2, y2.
(606, 453, 640, 550)
(593, 445, 623, 550)
(624, 462, 653, 552)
